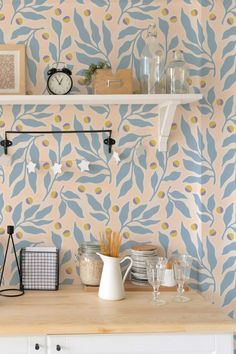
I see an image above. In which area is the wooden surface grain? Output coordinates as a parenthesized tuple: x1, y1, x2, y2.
(0, 286, 235, 336)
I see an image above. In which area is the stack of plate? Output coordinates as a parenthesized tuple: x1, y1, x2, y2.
(130, 245, 158, 286)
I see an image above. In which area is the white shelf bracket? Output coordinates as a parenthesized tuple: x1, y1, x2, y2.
(158, 101, 179, 152)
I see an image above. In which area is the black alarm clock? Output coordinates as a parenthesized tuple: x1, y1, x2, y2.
(47, 64, 73, 95)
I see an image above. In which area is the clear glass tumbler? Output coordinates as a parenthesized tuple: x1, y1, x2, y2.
(146, 257, 167, 305)
(173, 254, 193, 302)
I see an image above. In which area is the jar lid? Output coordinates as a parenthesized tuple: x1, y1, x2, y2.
(79, 242, 101, 254)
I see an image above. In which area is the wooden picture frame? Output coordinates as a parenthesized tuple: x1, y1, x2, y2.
(0, 44, 25, 95)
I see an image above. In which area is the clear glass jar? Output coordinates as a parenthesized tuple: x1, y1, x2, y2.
(166, 50, 189, 94)
(140, 23, 164, 94)
(78, 242, 103, 286)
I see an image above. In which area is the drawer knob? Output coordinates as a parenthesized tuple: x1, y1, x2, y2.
(35, 343, 40, 350)
(56, 344, 61, 351)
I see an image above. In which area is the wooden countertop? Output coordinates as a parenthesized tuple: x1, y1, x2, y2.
(0, 286, 235, 336)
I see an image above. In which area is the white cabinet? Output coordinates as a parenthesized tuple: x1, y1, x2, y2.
(0, 336, 47, 354)
(0, 334, 233, 354)
(47, 333, 233, 354)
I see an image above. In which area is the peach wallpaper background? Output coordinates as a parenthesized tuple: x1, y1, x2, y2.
(0, 0, 235, 330)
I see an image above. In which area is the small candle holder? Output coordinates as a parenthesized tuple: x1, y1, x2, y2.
(0, 225, 24, 297)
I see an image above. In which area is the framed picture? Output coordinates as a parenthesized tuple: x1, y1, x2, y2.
(0, 44, 25, 95)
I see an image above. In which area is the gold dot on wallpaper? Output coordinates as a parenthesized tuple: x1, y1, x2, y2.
(161, 8, 169, 16)
(16, 231, 23, 239)
(161, 222, 169, 230)
(84, 116, 91, 124)
(112, 205, 119, 212)
(63, 123, 71, 130)
(209, 121, 216, 129)
(200, 188, 206, 196)
(5, 205, 12, 212)
(84, 224, 91, 231)
(170, 16, 177, 23)
(209, 13, 216, 21)
(66, 53, 73, 60)
(105, 13, 112, 21)
(209, 229, 216, 236)
(26, 197, 33, 205)
(43, 55, 50, 63)
(200, 80, 206, 88)
(0, 13, 5, 21)
(133, 197, 140, 205)
(149, 139, 156, 147)
(63, 16, 71, 23)
(216, 207, 224, 214)
(42, 139, 49, 146)
(173, 160, 180, 167)
(123, 124, 130, 132)
(42, 32, 49, 40)
(170, 230, 177, 237)
(0, 228, 5, 235)
(66, 267, 73, 275)
(150, 162, 157, 170)
(16, 17, 23, 24)
(216, 98, 224, 106)
(0, 120, 5, 128)
(227, 232, 234, 241)
(185, 185, 192, 193)
(63, 230, 71, 237)
(66, 160, 73, 168)
(55, 8, 62, 16)
(50, 191, 58, 199)
(171, 123, 177, 130)
(123, 17, 130, 25)
(123, 231, 130, 239)
(54, 114, 62, 123)
(95, 187, 102, 194)
(158, 191, 165, 199)
(191, 9, 198, 16)
(54, 222, 62, 230)
(227, 17, 234, 25)
(43, 162, 50, 170)
(84, 9, 91, 16)
(227, 125, 234, 132)
(191, 224, 198, 231)
(191, 116, 198, 124)
(16, 124, 23, 131)
(78, 185, 86, 192)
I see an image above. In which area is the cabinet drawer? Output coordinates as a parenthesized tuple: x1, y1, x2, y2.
(47, 333, 233, 354)
(0, 336, 46, 354)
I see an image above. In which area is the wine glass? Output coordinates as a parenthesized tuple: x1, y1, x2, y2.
(173, 254, 193, 303)
(146, 257, 167, 305)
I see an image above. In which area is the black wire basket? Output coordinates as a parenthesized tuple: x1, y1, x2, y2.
(20, 247, 59, 291)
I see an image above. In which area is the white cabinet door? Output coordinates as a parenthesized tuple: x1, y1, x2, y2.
(47, 333, 233, 354)
(0, 336, 46, 354)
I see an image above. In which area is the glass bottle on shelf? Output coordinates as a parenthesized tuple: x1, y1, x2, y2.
(140, 23, 164, 94)
(166, 50, 189, 94)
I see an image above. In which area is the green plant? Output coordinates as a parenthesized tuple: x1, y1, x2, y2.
(83, 61, 111, 85)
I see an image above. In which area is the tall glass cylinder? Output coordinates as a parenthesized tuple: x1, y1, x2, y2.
(140, 23, 164, 94)
(166, 50, 189, 94)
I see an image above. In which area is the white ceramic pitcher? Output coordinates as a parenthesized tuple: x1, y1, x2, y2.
(97, 253, 133, 301)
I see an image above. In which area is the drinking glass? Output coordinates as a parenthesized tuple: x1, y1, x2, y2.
(146, 257, 167, 305)
(173, 254, 193, 303)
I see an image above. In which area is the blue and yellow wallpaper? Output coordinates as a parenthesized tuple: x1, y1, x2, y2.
(0, 0, 235, 327)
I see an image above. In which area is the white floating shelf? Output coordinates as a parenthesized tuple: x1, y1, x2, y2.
(0, 93, 202, 152)
(0, 93, 202, 106)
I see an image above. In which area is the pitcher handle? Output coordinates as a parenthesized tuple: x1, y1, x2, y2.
(120, 256, 133, 284)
